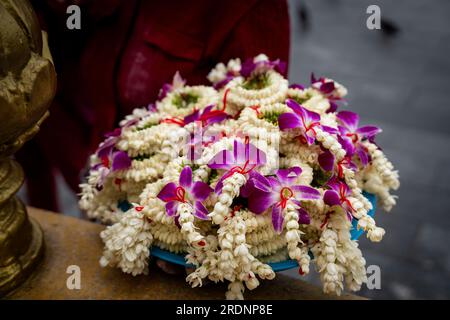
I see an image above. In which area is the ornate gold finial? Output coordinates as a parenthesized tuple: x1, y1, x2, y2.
(0, 0, 57, 296)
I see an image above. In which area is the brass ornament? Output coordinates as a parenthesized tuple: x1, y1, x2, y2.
(0, 0, 57, 296)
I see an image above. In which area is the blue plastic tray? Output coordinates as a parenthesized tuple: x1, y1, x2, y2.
(151, 192, 376, 272)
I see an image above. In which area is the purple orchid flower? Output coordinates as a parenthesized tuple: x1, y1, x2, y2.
(157, 166, 213, 227)
(213, 72, 237, 90)
(208, 139, 266, 194)
(91, 150, 131, 189)
(311, 73, 336, 95)
(311, 73, 346, 113)
(240, 57, 286, 78)
(247, 167, 320, 233)
(147, 102, 158, 112)
(97, 128, 121, 158)
(289, 83, 305, 90)
(157, 71, 186, 101)
(95, 128, 131, 172)
(184, 105, 230, 127)
(317, 126, 356, 175)
(278, 99, 321, 145)
(323, 177, 355, 221)
(336, 110, 381, 166)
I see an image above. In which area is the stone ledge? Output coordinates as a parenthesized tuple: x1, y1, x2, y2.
(5, 207, 364, 300)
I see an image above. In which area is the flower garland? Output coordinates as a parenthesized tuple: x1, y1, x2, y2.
(79, 54, 399, 299)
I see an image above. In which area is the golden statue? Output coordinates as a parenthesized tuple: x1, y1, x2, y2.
(0, 0, 57, 295)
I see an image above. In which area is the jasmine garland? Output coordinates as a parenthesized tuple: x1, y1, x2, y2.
(79, 54, 399, 299)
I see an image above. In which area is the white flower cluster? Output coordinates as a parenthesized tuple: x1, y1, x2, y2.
(79, 54, 399, 299)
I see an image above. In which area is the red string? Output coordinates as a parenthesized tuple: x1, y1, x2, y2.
(160, 117, 185, 126)
(298, 267, 305, 276)
(346, 132, 359, 143)
(221, 88, 231, 112)
(306, 121, 320, 135)
(231, 205, 243, 218)
(298, 135, 307, 145)
(278, 187, 294, 209)
(337, 157, 350, 179)
(320, 211, 333, 229)
(165, 186, 187, 203)
(249, 105, 261, 117)
(101, 156, 110, 168)
(222, 160, 256, 181)
(114, 178, 122, 191)
(199, 109, 227, 126)
(339, 184, 355, 212)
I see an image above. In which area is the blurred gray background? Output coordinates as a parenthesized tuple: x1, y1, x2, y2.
(282, 0, 450, 299)
(18, 0, 450, 300)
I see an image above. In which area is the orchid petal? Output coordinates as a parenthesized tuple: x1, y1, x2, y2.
(285, 99, 306, 117)
(97, 137, 116, 158)
(357, 125, 382, 138)
(191, 181, 212, 201)
(272, 205, 284, 233)
(319, 150, 335, 171)
(327, 101, 338, 113)
(111, 151, 131, 171)
(240, 180, 253, 197)
(338, 135, 355, 156)
(184, 109, 200, 125)
(208, 150, 234, 170)
(292, 185, 321, 200)
(326, 176, 343, 193)
(267, 176, 282, 190)
(357, 146, 370, 166)
(289, 84, 305, 90)
(240, 58, 255, 77)
(337, 111, 359, 132)
(320, 82, 335, 94)
(193, 201, 210, 220)
(324, 190, 340, 206)
(157, 182, 177, 202)
(297, 207, 311, 225)
(249, 171, 272, 192)
(104, 128, 121, 138)
(321, 125, 339, 135)
(248, 190, 275, 214)
(305, 132, 316, 145)
(214, 175, 226, 194)
(275, 167, 302, 185)
(304, 107, 321, 123)
(165, 201, 178, 217)
(174, 215, 181, 228)
(179, 166, 193, 188)
(278, 112, 301, 130)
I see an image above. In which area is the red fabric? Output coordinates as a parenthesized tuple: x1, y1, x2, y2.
(20, 0, 290, 211)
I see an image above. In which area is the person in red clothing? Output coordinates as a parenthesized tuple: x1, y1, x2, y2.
(20, 0, 290, 212)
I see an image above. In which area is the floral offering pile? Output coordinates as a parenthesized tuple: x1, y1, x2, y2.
(79, 54, 399, 299)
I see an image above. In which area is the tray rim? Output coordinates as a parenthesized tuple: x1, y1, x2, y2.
(150, 192, 376, 272)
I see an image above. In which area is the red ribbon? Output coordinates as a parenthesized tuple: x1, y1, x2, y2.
(221, 88, 231, 112)
(160, 117, 185, 126)
(165, 186, 187, 203)
(101, 156, 110, 168)
(222, 160, 256, 181)
(278, 187, 294, 209)
(320, 211, 333, 229)
(339, 184, 355, 212)
(198, 109, 228, 126)
(346, 132, 359, 143)
(337, 157, 351, 179)
(250, 105, 261, 117)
